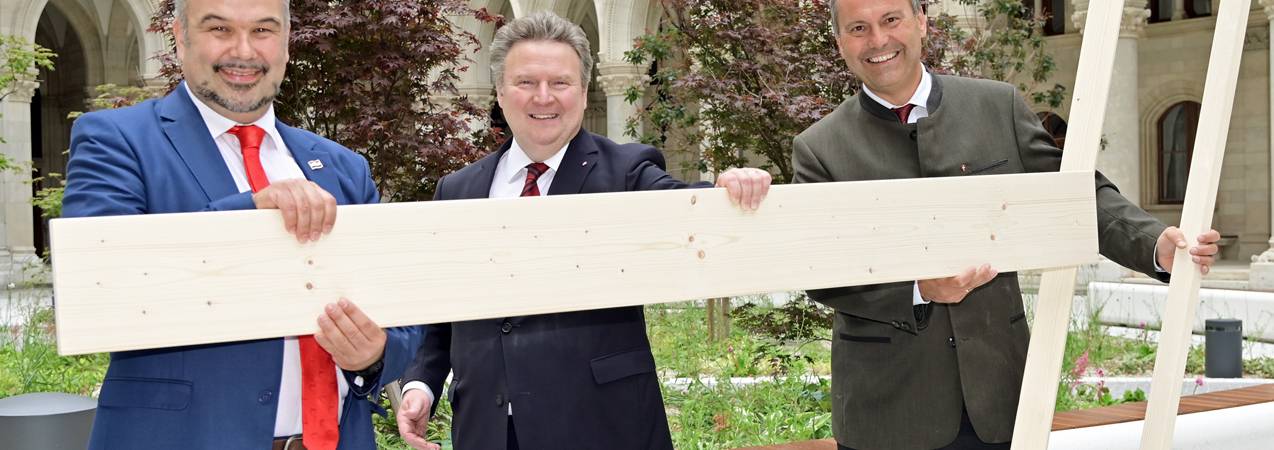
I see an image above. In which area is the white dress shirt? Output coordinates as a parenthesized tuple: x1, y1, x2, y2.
(184, 84, 349, 437)
(401, 139, 569, 415)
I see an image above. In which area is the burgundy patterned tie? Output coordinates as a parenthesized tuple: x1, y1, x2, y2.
(521, 162, 550, 197)
(892, 104, 915, 124)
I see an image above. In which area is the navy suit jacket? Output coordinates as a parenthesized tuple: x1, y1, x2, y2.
(402, 130, 704, 450)
(63, 84, 422, 450)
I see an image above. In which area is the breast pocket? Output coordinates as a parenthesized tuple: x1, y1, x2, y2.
(964, 159, 1010, 175)
(589, 348, 656, 385)
(97, 377, 193, 410)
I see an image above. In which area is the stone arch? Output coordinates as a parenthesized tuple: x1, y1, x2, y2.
(592, 0, 657, 65)
(117, 0, 165, 82)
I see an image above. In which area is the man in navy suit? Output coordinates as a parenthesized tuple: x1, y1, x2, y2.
(62, 0, 420, 449)
(394, 12, 773, 450)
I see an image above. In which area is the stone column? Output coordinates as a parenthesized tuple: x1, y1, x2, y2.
(1250, 0, 1274, 291)
(595, 61, 648, 143)
(1075, 0, 1148, 208)
(0, 78, 40, 285)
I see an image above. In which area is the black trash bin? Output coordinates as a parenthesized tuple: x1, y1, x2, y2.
(0, 392, 96, 450)
(1205, 318, 1243, 379)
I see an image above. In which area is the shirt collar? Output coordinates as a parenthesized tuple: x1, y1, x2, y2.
(861, 65, 932, 110)
(503, 139, 569, 184)
(183, 82, 283, 147)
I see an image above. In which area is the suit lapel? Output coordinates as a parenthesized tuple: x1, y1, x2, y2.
(157, 83, 240, 201)
(457, 142, 510, 200)
(276, 122, 346, 201)
(547, 130, 599, 195)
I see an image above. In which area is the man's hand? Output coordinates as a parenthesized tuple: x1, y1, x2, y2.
(314, 298, 387, 371)
(251, 179, 337, 243)
(917, 264, 998, 304)
(1156, 227, 1221, 275)
(397, 389, 439, 450)
(716, 168, 773, 211)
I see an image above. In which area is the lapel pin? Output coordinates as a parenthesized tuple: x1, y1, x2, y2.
(308, 159, 324, 170)
(582, 161, 588, 166)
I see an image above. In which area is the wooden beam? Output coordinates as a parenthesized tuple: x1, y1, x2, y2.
(1140, 0, 1251, 448)
(52, 172, 1098, 355)
(1011, 1, 1126, 448)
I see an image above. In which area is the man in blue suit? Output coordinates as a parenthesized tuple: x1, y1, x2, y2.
(62, 0, 419, 449)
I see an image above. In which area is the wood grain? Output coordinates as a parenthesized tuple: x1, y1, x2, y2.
(53, 172, 1097, 355)
(1140, 1, 1252, 448)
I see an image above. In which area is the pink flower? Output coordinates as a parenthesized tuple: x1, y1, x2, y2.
(1071, 351, 1090, 378)
(1096, 368, 1105, 378)
(1195, 376, 1205, 387)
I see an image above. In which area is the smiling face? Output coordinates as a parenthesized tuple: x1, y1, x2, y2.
(833, 0, 927, 105)
(173, 0, 289, 124)
(495, 40, 588, 161)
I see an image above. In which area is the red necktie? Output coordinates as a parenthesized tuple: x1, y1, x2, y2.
(227, 125, 339, 450)
(521, 162, 550, 197)
(892, 104, 915, 124)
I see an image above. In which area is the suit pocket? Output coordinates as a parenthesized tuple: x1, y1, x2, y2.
(838, 333, 891, 344)
(966, 159, 1010, 175)
(98, 377, 193, 410)
(590, 349, 656, 385)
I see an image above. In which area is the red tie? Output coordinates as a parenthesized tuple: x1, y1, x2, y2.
(521, 162, 550, 197)
(892, 104, 915, 124)
(227, 125, 339, 450)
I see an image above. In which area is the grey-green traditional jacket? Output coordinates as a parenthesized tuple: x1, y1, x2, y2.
(792, 74, 1168, 450)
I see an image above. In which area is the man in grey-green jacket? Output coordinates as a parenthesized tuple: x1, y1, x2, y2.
(793, 1, 1221, 449)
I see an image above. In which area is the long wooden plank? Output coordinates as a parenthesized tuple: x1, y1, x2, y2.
(1140, 1, 1251, 448)
(51, 171, 1098, 355)
(1012, 1, 1126, 448)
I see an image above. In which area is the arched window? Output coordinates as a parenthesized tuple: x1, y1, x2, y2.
(1158, 101, 1201, 204)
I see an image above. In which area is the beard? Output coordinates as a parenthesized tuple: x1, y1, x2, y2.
(192, 61, 280, 114)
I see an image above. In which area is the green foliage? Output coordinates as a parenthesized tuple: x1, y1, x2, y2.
(943, 0, 1066, 109)
(0, 34, 55, 160)
(646, 303, 832, 379)
(664, 377, 832, 449)
(1, 265, 109, 397)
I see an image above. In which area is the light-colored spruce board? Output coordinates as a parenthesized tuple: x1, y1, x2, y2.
(52, 171, 1098, 355)
(1013, 1, 1126, 448)
(1140, 0, 1252, 448)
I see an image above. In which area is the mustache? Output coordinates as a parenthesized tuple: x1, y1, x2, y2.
(212, 61, 270, 74)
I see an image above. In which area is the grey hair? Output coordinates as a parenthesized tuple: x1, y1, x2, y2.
(829, 0, 922, 35)
(489, 11, 594, 90)
(173, 0, 291, 29)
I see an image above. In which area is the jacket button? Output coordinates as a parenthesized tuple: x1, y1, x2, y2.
(960, 163, 969, 173)
(501, 321, 513, 334)
(900, 322, 913, 332)
(948, 337, 957, 348)
(890, 320, 902, 329)
(258, 390, 274, 404)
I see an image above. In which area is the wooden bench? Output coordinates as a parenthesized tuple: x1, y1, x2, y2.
(734, 384, 1274, 449)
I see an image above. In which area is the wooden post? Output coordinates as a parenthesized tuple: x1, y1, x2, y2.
(1140, 1, 1251, 448)
(1011, 1, 1126, 448)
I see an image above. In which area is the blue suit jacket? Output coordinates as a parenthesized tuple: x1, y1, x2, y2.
(63, 84, 422, 450)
